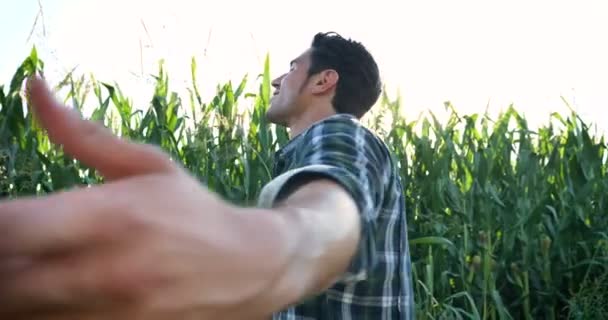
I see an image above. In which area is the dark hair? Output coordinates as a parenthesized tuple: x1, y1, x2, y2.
(307, 32, 382, 118)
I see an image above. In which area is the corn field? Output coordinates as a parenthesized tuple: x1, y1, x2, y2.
(1, 48, 607, 319)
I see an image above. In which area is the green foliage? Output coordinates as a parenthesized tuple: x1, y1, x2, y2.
(1, 48, 607, 319)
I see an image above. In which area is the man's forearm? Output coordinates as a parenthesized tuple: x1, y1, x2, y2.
(235, 179, 362, 314)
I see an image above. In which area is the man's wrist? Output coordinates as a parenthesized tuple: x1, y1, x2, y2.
(230, 206, 310, 315)
(227, 180, 361, 316)
(239, 205, 356, 314)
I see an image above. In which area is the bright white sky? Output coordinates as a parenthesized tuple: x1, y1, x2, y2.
(1, 0, 607, 136)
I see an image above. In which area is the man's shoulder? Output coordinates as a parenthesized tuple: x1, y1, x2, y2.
(299, 114, 390, 152)
(303, 113, 375, 135)
(300, 114, 404, 197)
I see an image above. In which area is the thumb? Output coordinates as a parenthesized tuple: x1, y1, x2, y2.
(26, 75, 177, 180)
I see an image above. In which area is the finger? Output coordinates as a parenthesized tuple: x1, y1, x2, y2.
(3, 309, 150, 320)
(0, 308, 91, 320)
(0, 257, 95, 314)
(26, 75, 176, 179)
(0, 251, 128, 314)
(0, 257, 32, 272)
(0, 300, 94, 320)
(3, 311, 128, 320)
(0, 183, 132, 256)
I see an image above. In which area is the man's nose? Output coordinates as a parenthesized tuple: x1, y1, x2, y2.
(271, 74, 285, 89)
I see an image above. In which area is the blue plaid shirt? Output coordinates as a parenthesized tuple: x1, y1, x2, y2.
(257, 114, 415, 319)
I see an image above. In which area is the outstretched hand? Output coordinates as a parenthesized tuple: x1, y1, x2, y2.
(0, 76, 287, 319)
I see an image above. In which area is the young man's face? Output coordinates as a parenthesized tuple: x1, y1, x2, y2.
(266, 48, 314, 126)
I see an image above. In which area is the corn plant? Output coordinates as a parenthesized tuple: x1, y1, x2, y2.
(1, 48, 606, 319)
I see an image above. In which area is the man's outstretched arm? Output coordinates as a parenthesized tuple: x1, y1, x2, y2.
(244, 177, 363, 314)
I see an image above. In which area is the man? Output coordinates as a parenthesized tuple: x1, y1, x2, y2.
(261, 32, 415, 319)
(0, 32, 414, 319)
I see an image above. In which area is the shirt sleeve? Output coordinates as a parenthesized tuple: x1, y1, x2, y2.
(259, 116, 388, 283)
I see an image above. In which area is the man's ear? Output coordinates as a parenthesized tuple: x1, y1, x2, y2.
(311, 70, 339, 95)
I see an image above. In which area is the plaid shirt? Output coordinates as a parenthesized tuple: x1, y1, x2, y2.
(257, 114, 415, 319)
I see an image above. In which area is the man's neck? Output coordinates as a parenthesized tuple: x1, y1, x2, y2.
(287, 110, 337, 139)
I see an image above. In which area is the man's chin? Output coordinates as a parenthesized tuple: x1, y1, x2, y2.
(265, 106, 281, 123)
(265, 111, 288, 127)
